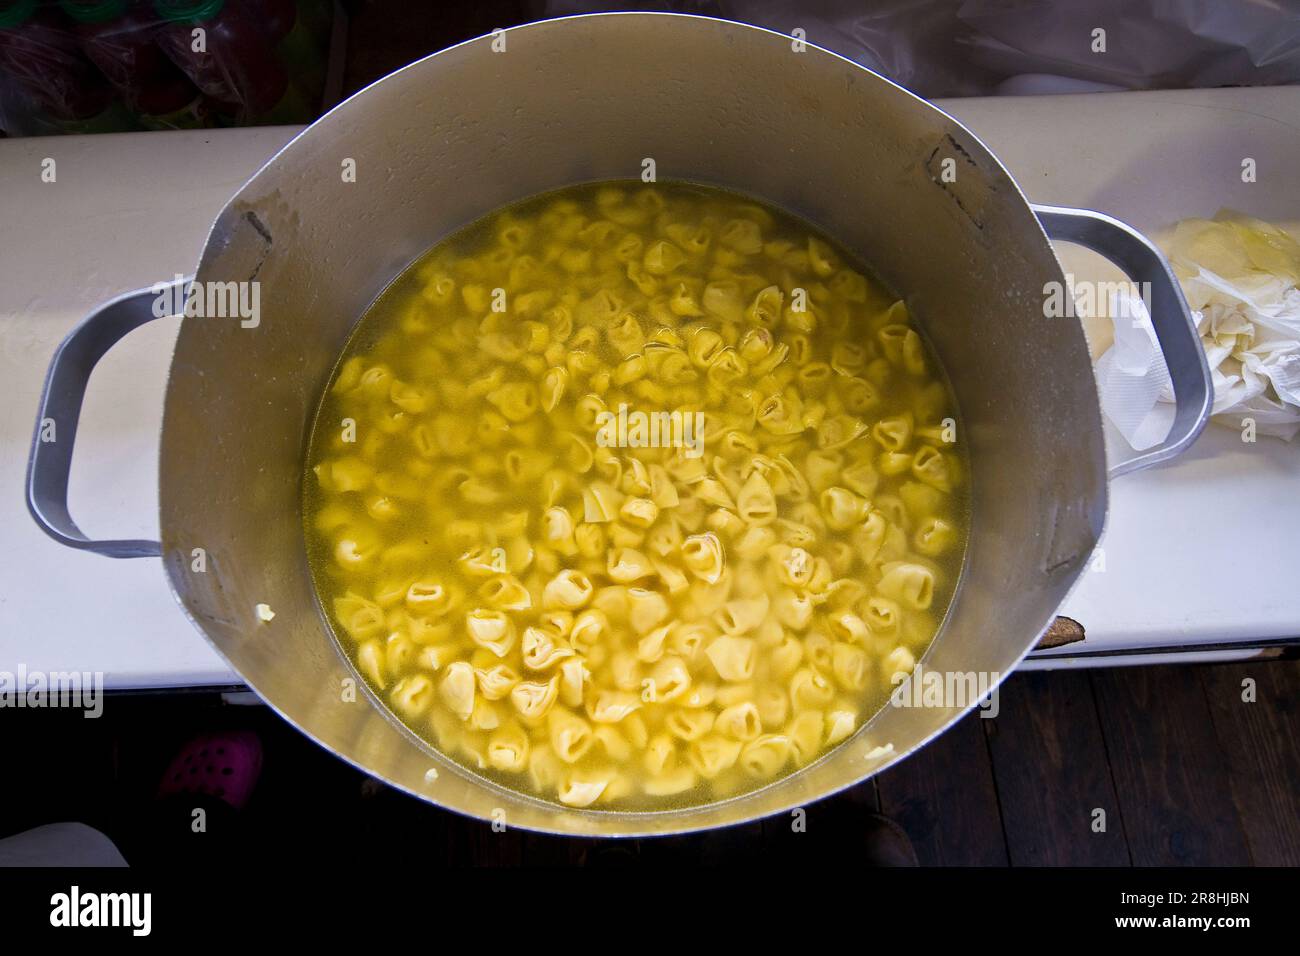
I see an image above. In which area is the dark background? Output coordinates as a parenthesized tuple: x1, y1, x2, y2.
(7, 661, 1298, 865)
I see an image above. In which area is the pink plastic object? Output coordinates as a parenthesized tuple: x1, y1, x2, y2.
(157, 730, 263, 809)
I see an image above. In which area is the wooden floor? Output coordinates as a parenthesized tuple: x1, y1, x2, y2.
(4, 659, 1297, 866)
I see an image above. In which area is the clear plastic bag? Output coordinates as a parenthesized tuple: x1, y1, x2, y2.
(540, 0, 1300, 97)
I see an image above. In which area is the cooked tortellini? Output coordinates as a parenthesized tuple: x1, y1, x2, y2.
(304, 181, 967, 810)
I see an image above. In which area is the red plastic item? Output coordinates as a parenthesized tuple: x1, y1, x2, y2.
(0, 0, 112, 120)
(61, 0, 200, 116)
(152, 0, 287, 117)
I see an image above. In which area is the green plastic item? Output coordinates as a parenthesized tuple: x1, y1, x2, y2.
(0, 0, 39, 30)
(59, 0, 131, 23)
(152, 0, 225, 22)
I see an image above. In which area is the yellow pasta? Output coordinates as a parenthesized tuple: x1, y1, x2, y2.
(304, 181, 968, 810)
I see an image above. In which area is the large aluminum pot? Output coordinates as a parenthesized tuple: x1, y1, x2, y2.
(27, 13, 1211, 836)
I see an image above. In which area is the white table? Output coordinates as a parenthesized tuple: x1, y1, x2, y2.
(1, 88, 1296, 689)
(939, 88, 1300, 668)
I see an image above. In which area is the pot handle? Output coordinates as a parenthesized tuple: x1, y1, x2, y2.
(25, 279, 188, 558)
(1033, 204, 1212, 479)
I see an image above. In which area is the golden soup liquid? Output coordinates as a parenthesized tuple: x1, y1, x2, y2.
(303, 181, 968, 811)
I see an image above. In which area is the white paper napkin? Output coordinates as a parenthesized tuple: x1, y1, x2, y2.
(1095, 215, 1300, 447)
